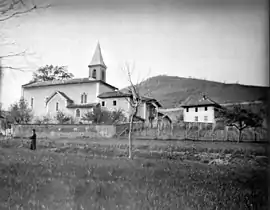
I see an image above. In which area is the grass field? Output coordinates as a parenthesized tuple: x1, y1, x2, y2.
(0, 138, 268, 210)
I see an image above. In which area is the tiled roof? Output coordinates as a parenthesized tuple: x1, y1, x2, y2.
(89, 42, 106, 68)
(98, 91, 162, 107)
(67, 103, 99, 108)
(181, 95, 221, 107)
(98, 91, 131, 98)
(22, 78, 118, 90)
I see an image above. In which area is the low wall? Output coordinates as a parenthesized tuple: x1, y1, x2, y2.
(12, 124, 116, 139)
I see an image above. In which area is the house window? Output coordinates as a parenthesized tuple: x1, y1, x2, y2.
(195, 116, 198, 122)
(56, 102, 59, 111)
(84, 94, 87, 103)
(30, 97, 34, 108)
(186, 108, 189, 112)
(205, 107, 208, 111)
(101, 101, 105, 107)
(102, 70, 105, 81)
(204, 116, 208, 122)
(76, 109, 80, 117)
(92, 69, 96, 79)
(113, 100, 116, 106)
(195, 107, 198, 112)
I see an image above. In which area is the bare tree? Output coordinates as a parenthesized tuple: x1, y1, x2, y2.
(122, 62, 158, 159)
(0, 0, 50, 102)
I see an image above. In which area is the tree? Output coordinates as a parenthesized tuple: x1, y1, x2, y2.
(82, 106, 126, 124)
(8, 98, 33, 124)
(216, 104, 263, 142)
(31, 65, 74, 82)
(122, 62, 154, 159)
(55, 111, 72, 124)
(0, 0, 50, 104)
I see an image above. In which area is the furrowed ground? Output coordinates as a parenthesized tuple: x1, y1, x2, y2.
(0, 138, 268, 210)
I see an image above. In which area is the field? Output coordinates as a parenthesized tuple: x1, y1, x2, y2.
(0, 138, 268, 210)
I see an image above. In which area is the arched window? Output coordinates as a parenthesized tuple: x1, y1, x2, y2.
(101, 70, 105, 81)
(81, 93, 87, 104)
(84, 94, 87, 103)
(81, 94, 84, 104)
(76, 109, 80, 117)
(30, 97, 34, 108)
(56, 102, 59, 111)
(92, 69, 96, 79)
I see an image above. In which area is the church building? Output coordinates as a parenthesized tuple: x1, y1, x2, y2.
(21, 43, 161, 123)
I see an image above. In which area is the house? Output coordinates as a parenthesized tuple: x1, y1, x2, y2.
(0, 115, 6, 135)
(97, 90, 162, 123)
(21, 42, 161, 123)
(181, 95, 221, 124)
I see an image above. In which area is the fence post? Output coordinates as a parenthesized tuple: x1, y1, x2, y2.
(185, 123, 188, 140)
(224, 126, 228, 141)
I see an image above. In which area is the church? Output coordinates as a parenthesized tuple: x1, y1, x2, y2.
(21, 43, 161, 123)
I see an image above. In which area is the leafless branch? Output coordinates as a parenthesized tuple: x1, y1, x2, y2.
(1, 66, 34, 72)
(0, 0, 50, 22)
(0, 51, 26, 58)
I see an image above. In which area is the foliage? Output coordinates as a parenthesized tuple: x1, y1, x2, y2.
(216, 104, 263, 142)
(82, 107, 126, 124)
(8, 98, 33, 124)
(31, 65, 74, 82)
(175, 113, 184, 123)
(33, 115, 53, 124)
(55, 111, 72, 124)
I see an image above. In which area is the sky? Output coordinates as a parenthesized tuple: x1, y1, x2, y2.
(0, 0, 268, 109)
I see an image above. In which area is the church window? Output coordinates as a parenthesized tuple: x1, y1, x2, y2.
(102, 70, 105, 81)
(30, 97, 34, 108)
(81, 94, 84, 104)
(113, 100, 116, 106)
(76, 109, 80, 117)
(56, 102, 59, 111)
(92, 69, 96, 79)
(101, 101, 105, 107)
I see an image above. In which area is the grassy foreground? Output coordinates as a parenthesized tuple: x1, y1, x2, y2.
(0, 139, 268, 210)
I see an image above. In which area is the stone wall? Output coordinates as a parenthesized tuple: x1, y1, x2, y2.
(12, 124, 116, 139)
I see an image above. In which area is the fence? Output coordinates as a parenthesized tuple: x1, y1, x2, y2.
(120, 122, 267, 142)
(12, 124, 116, 139)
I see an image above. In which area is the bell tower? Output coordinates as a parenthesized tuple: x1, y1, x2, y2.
(88, 42, 107, 82)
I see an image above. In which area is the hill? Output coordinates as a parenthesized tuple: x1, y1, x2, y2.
(122, 75, 268, 108)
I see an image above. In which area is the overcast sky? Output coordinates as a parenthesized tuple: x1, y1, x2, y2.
(0, 0, 268, 108)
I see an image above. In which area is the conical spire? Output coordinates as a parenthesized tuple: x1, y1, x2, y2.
(89, 42, 106, 68)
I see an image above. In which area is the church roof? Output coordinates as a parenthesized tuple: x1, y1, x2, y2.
(22, 78, 118, 90)
(46, 91, 73, 105)
(89, 42, 106, 68)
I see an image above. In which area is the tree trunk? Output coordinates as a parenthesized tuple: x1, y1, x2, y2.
(238, 129, 242, 143)
(128, 114, 134, 159)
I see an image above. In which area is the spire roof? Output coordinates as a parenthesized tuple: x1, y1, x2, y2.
(89, 42, 106, 68)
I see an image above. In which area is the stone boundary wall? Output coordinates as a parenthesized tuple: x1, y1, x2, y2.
(12, 124, 116, 139)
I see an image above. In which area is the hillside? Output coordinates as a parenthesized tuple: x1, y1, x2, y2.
(122, 75, 268, 109)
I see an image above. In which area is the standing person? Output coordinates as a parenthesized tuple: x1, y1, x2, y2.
(30, 129, 37, 150)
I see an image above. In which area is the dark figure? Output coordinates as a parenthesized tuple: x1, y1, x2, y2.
(30, 129, 36, 150)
